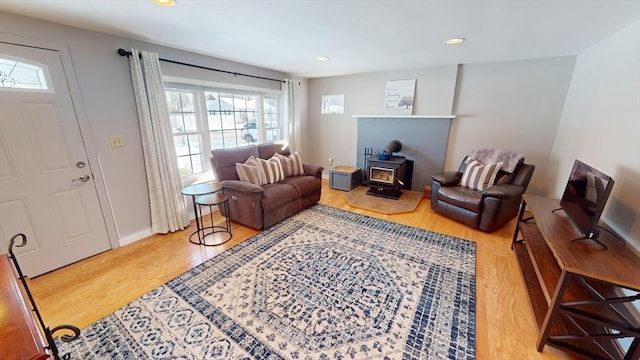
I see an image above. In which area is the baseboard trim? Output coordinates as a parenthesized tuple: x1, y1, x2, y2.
(118, 228, 154, 247)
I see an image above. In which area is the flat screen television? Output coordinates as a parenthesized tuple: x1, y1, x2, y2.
(558, 159, 614, 247)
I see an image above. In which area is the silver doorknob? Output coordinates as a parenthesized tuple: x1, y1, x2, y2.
(72, 175, 91, 182)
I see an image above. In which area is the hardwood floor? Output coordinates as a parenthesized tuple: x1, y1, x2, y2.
(29, 181, 579, 359)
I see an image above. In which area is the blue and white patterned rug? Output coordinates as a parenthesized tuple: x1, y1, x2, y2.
(57, 205, 476, 359)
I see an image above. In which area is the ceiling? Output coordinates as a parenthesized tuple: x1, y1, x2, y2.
(1, 0, 640, 78)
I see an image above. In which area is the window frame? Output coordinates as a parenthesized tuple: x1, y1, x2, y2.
(163, 76, 283, 185)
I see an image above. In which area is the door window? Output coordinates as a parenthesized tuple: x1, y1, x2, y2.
(0, 57, 52, 91)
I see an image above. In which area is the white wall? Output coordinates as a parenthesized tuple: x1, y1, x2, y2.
(1, 12, 286, 243)
(548, 20, 640, 251)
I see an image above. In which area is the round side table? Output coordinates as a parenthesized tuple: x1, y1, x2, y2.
(181, 182, 223, 244)
(194, 193, 232, 246)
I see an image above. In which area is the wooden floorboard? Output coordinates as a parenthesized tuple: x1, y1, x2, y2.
(28, 181, 580, 359)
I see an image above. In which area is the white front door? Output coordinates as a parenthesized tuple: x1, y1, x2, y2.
(0, 42, 111, 276)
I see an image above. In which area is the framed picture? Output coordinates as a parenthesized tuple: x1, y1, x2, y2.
(321, 94, 344, 114)
(384, 79, 416, 115)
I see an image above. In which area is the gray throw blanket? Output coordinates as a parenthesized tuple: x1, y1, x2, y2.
(469, 148, 525, 173)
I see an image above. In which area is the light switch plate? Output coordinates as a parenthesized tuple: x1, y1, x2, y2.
(110, 135, 124, 147)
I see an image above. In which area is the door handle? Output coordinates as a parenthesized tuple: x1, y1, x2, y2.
(72, 175, 91, 183)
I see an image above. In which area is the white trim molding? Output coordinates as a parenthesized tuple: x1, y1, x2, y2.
(353, 114, 456, 119)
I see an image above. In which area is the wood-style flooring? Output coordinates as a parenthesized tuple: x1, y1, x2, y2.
(28, 181, 580, 359)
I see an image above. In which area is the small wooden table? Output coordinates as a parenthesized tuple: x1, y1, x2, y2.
(329, 166, 361, 191)
(181, 182, 223, 245)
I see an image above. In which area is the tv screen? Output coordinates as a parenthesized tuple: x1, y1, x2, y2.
(559, 159, 614, 241)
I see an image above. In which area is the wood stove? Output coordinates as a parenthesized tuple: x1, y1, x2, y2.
(366, 155, 407, 199)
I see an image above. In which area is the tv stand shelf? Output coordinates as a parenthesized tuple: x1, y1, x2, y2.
(512, 195, 640, 360)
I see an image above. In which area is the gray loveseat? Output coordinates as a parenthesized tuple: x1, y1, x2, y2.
(210, 142, 323, 229)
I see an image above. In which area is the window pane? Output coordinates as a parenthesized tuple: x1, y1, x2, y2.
(266, 129, 278, 143)
(263, 97, 280, 141)
(166, 90, 181, 112)
(182, 112, 198, 132)
(210, 131, 224, 150)
(170, 113, 185, 134)
(179, 92, 195, 112)
(187, 134, 202, 155)
(222, 130, 240, 148)
(0, 58, 50, 90)
(190, 154, 203, 174)
(174, 135, 190, 156)
(177, 156, 193, 176)
(205, 92, 220, 113)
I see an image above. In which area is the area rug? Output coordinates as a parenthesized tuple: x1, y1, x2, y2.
(344, 186, 423, 214)
(56, 205, 476, 359)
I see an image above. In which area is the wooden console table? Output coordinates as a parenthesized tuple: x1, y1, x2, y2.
(2, 234, 81, 360)
(512, 195, 640, 360)
(1, 254, 50, 359)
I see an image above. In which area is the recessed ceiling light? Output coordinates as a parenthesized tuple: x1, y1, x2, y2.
(152, 0, 176, 6)
(316, 56, 330, 61)
(445, 38, 465, 45)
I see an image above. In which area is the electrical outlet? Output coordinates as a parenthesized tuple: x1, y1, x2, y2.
(110, 135, 124, 147)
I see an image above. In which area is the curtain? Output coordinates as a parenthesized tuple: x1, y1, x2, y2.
(283, 79, 302, 153)
(128, 49, 188, 233)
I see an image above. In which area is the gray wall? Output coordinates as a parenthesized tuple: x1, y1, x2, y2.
(305, 65, 458, 172)
(306, 57, 576, 196)
(449, 57, 576, 195)
(1, 11, 286, 243)
(548, 20, 640, 251)
(356, 117, 452, 191)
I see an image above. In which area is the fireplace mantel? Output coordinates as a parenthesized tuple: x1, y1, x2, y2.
(353, 114, 456, 119)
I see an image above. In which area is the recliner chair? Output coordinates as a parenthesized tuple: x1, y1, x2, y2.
(431, 153, 535, 232)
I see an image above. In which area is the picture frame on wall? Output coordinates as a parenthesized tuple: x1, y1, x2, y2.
(384, 79, 416, 115)
(321, 94, 344, 114)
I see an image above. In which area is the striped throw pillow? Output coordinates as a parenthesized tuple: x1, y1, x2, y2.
(257, 156, 285, 184)
(275, 152, 305, 177)
(236, 163, 263, 185)
(236, 155, 265, 185)
(460, 159, 503, 191)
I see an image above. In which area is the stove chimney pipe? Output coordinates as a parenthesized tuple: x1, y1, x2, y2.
(384, 140, 402, 154)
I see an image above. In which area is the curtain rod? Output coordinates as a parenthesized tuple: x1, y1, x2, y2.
(117, 48, 286, 84)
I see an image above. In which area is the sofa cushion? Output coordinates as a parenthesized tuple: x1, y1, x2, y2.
(460, 159, 503, 191)
(437, 186, 483, 212)
(261, 183, 298, 209)
(257, 142, 290, 159)
(279, 175, 322, 197)
(211, 145, 259, 181)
